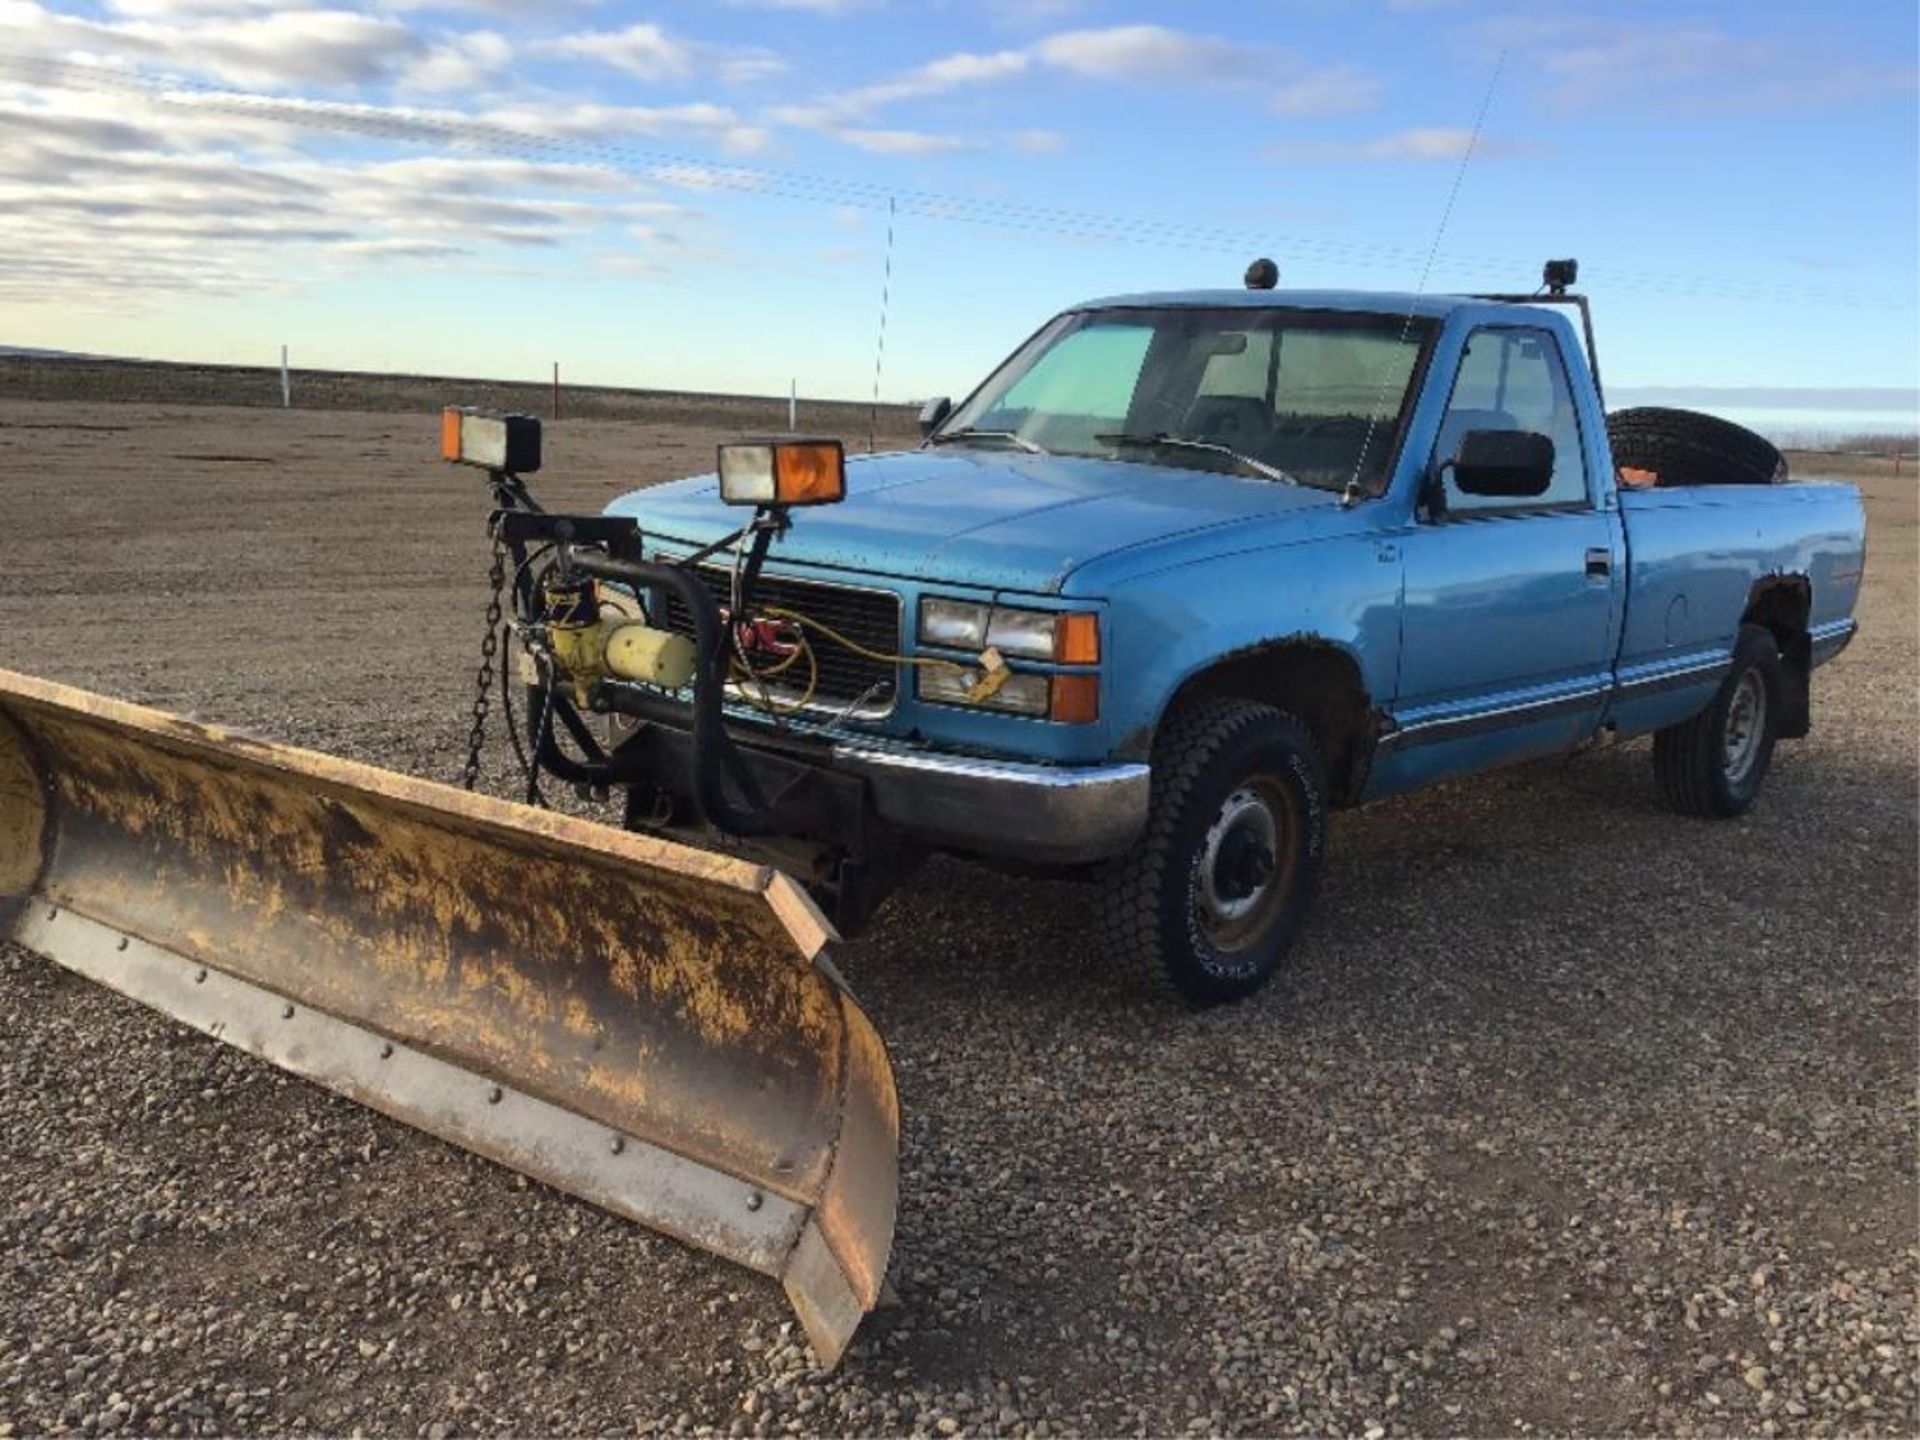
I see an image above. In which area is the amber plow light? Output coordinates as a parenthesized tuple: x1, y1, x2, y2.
(718, 440, 847, 507)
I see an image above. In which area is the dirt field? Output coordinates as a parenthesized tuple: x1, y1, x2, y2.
(0, 391, 1914, 1438)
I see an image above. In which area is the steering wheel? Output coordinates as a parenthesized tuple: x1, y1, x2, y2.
(1182, 396, 1276, 448)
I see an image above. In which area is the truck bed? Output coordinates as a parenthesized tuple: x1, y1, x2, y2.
(1605, 478, 1865, 738)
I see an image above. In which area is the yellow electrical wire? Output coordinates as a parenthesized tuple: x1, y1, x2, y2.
(728, 626, 819, 716)
(759, 607, 975, 675)
(723, 604, 988, 718)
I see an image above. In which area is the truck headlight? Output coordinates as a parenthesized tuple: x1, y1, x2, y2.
(917, 667, 1099, 722)
(920, 598, 991, 649)
(918, 600, 1100, 663)
(919, 666, 1052, 716)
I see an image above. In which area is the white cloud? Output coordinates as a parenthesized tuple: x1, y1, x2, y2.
(833, 127, 975, 155)
(717, 0, 870, 11)
(540, 21, 691, 82)
(1475, 13, 1912, 113)
(769, 47, 1029, 130)
(983, 0, 1087, 26)
(105, 0, 304, 16)
(1010, 127, 1064, 153)
(768, 23, 1376, 154)
(399, 29, 509, 93)
(0, 1, 421, 89)
(646, 162, 766, 193)
(0, 72, 753, 307)
(1270, 127, 1529, 162)
(1031, 24, 1276, 85)
(334, 236, 469, 259)
(536, 17, 789, 94)
(1270, 65, 1380, 117)
(1498, 15, 1773, 109)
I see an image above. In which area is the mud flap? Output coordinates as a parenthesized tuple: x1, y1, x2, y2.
(0, 669, 896, 1369)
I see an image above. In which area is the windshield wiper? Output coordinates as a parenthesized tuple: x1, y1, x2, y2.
(929, 427, 1049, 455)
(1095, 432, 1298, 485)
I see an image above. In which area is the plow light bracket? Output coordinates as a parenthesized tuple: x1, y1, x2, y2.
(443, 407, 542, 474)
(718, 439, 846, 508)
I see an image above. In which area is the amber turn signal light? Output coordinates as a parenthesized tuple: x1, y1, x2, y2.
(1048, 673, 1099, 724)
(1054, 613, 1100, 664)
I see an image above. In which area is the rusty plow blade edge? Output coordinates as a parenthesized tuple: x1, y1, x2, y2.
(0, 668, 898, 1369)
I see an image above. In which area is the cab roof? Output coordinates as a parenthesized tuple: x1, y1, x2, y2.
(1069, 288, 1508, 320)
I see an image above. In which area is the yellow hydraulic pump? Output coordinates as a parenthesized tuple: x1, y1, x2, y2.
(542, 577, 697, 704)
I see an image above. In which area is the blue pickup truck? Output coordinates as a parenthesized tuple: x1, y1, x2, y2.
(506, 270, 1865, 1005)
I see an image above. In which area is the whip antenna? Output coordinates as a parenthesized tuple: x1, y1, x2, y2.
(868, 196, 897, 454)
(1341, 50, 1506, 507)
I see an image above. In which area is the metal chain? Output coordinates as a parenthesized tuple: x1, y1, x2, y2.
(460, 540, 507, 791)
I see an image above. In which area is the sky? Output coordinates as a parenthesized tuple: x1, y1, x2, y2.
(0, 0, 1915, 425)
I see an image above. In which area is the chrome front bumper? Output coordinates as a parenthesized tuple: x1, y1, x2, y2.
(829, 743, 1151, 866)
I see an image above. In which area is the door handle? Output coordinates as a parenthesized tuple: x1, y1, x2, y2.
(1585, 547, 1612, 578)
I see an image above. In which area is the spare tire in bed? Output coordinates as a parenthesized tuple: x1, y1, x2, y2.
(1606, 406, 1787, 487)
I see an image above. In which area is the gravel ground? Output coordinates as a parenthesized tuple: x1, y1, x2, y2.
(0, 396, 1914, 1438)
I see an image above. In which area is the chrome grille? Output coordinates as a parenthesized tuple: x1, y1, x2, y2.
(661, 567, 902, 711)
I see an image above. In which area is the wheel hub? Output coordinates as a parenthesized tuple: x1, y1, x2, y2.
(1195, 782, 1297, 951)
(1721, 669, 1766, 784)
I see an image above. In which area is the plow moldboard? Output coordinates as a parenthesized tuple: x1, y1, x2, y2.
(0, 668, 897, 1368)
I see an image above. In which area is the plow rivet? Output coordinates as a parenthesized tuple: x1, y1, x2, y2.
(746, 1191, 763, 1212)
(282, 1004, 295, 1019)
(116, 937, 129, 952)
(609, 1136, 625, 1155)
(379, 1042, 394, 1059)
(194, 969, 208, 984)
(46, 906, 57, 920)
(487, 1086, 503, 1104)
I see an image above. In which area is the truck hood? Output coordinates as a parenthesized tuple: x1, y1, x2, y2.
(605, 448, 1338, 595)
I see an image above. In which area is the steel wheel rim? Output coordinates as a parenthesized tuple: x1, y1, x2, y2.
(1195, 777, 1299, 953)
(1722, 668, 1766, 784)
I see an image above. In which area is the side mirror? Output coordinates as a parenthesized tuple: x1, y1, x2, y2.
(918, 395, 952, 438)
(1451, 429, 1554, 498)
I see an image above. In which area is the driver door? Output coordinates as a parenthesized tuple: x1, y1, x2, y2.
(1369, 325, 1624, 796)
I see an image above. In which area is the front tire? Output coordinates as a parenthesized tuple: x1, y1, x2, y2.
(1104, 699, 1327, 1006)
(1652, 623, 1783, 818)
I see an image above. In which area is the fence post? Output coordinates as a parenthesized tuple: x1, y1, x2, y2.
(552, 362, 561, 421)
(789, 378, 797, 432)
(279, 346, 291, 409)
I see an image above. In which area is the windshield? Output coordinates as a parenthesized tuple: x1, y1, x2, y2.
(939, 306, 1432, 493)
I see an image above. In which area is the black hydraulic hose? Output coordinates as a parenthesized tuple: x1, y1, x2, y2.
(567, 550, 779, 837)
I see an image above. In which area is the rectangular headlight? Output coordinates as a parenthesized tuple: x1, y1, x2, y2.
(919, 598, 990, 649)
(920, 602, 1101, 663)
(919, 666, 1050, 716)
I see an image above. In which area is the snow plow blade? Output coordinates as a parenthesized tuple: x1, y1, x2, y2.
(0, 669, 896, 1368)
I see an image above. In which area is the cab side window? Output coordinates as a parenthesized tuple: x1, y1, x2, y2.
(1432, 327, 1590, 515)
